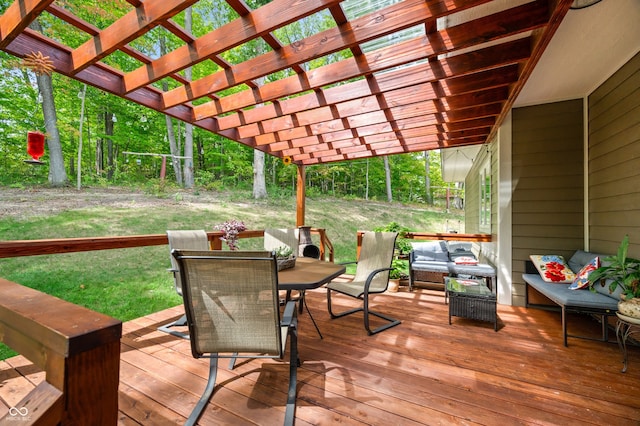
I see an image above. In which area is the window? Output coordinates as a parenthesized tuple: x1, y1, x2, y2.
(479, 159, 491, 233)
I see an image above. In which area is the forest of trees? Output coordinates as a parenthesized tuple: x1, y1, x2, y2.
(0, 0, 459, 205)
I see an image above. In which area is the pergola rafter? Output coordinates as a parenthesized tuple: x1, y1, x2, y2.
(0, 0, 575, 165)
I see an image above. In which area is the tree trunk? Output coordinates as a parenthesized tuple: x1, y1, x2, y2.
(182, 7, 195, 188)
(252, 75, 267, 199)
(77, 84, 87, 190)
(384, 156, 392, 202)
(30, 20, 67, 187)
(424, 151, 433, 205)
(160, 35, 183, 185)
(365, 159, 369, 200)
(253, 150, 267, 199)
(105, 110, 115, 180)
(96, 136, 103, 175)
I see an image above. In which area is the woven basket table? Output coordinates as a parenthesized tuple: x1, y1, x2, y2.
(445, 277, 497, 331)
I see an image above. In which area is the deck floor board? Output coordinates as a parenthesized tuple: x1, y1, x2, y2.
(1, 286, 639, 424)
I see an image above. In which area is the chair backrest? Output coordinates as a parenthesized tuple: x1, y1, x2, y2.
(171, 250, 283, 358)
(353, 232, 398, 291)
(264, 228, 299, 255)
(167, 230, 210, 295)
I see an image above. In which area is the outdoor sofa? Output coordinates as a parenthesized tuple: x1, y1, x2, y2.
(522, 250, 620, 346)
(408, 241, 496, 292)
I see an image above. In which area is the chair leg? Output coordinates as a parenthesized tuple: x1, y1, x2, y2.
(302, 291, 323, 339)
(185, 357, 218, 426)
(284, 324, 298, 426)
(363, 295, 401, 335)
(157, 314, 189, 339)
(327, 288, 401, 335)
(327, 288, 363, 319)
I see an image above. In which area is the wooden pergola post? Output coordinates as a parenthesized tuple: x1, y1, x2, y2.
(296, 164, 306, 227)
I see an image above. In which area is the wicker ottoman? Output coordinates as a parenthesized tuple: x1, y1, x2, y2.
(445, 277, 497, 331)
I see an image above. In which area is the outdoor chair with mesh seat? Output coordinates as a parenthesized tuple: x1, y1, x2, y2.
(171, 249, 299, 426)
(264, 228, 300, 254)
(326, 231, 401, 335)
(264, 228, 305, 308)
(158, 230, 210, 338)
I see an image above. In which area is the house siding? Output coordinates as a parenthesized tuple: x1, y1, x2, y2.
(588, 51, 640, 256)
(510, 99, 584, 306)
(464, 142, 498, 266)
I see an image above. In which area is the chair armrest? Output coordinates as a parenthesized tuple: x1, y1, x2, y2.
(364, 267, 394, 292)
(281, 300, 298, 328)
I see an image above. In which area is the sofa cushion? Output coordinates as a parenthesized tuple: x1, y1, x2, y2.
(530, 255, 576, 283)
(567, 250, 604, 274)
(568, 256, 600, 290)
(410, 260, 451, 274)
(593, 278, 623, 300)
(411, 241, 449, 262)
(523, 273, 619, 310)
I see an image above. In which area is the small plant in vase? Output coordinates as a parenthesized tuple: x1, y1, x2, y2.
(589, 235, 640, 318)
(388, 258, 409, 292)
(274, 246, 296, 271)
(214, 220, 246, 250)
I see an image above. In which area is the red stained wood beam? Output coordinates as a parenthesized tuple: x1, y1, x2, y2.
(163, 0, 493, 109)
(70, 0, 199, 74)
(0, 0, 53, 49)
(123, 0, 344, 94)
(192, 1, 545, 122)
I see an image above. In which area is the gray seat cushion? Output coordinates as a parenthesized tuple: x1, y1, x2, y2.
(523, 273, 619, 309)
(411, 241, 449, 262)
(567, 250, 606, 274)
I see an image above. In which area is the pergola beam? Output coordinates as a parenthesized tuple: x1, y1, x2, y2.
(192, 1, 544, 122)
(70, 0, 199, 74)
(123, 0, 343, 94)
(0, 0, 53, 50)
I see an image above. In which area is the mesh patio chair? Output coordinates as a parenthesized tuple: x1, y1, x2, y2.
(171, 249, 299, 426)
(264, 228, 300, 254)
(157, 230, 210, 338)
(264, 228, 323, 338)
(264, 228, 305, 310)
(326, 231, 401, 335)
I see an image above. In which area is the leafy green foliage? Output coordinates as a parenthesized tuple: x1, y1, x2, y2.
(0, 1, 458, 208)
(589, 235, 640, 299)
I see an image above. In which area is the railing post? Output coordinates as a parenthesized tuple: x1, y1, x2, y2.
(0, 279, 122, 425)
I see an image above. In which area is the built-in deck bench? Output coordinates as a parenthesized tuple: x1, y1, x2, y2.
(523, 250, 620, 347)
(0, 278, 122, 424)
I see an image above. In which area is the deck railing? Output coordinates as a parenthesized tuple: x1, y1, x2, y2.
(0, 278, 122, 424)
(0, 228, 334, 261)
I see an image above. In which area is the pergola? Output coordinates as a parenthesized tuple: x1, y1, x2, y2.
(0, 0, 575, 221)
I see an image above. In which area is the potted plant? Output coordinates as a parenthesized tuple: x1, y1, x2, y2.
(374, 222, 412, 257)
(388, 258, 409, 292)
(214, 220, 246, 250)
(274, 246, 296, 271)
(589, 235, 640, 318)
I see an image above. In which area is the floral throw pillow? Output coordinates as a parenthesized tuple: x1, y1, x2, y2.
(568, 257, 600, 290)
(530, 255, 576, 283)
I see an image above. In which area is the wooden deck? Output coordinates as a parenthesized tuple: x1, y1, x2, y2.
(3, 286, 640, 425)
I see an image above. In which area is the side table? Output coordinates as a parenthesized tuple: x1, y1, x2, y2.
(445, 277, 497, 331)
(615, 312, 640, 373)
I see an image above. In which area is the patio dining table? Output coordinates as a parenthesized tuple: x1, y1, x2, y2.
(277, 257, 346, 338)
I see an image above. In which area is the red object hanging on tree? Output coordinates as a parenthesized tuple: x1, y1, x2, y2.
(25, 131, 45, 164)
